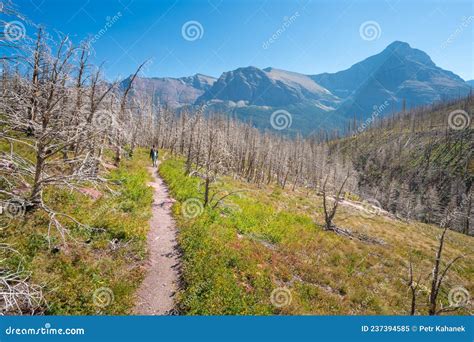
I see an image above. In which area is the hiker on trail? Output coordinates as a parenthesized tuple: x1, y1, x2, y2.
(150, 145, 158, 167)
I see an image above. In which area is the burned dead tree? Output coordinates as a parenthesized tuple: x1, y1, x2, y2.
(321, 173, 349, 231)
(406, 221, 468, 315)
(0, 23, 146, 241)
(427, 226, 465, 315)
(0, 244, 44, 315)
(407, 257, 423, 315)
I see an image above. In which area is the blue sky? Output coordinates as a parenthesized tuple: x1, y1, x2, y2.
(15, 0, 474, 80)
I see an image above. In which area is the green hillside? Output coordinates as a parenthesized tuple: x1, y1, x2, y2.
(159, 156, 473, 315)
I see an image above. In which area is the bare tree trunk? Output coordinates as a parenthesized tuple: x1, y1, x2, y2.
(407, 259, 420, 315)
(29, 151, 45, 210)
(428, 226, 447, 315)
(322, 173, 349, 230)
(204, 177, 210, 207)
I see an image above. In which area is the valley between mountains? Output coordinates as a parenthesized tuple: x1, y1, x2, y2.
(122, 41, 472, 134)
(1, 1, 472, 316)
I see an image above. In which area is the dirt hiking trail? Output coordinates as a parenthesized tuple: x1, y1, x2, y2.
(133, 165, 180, 315)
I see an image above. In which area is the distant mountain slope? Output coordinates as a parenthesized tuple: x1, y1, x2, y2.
(312, 41, 471, 117)
(337, 95, 473, 235)
(120, 74, 216, 108)
(196, 66, 339, 109)
(467, 80, 474, 87)
(127, 41, 470, 133)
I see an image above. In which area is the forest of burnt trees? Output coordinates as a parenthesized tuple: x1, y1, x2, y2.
(0, 0, 472, 318)
(1, 0, 472, 242)
(1, 17, 146, 235)
(346, 98, 473, 235)
(148, 95, 473, 236)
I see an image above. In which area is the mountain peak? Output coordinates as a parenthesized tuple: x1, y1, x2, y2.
(311, 41, 469, 113)
(381, 41, 434, 66)
(125, 41, 469, 133)
(386, 40, 411, 50)
(197, 65, 338, 107)
(232, 66, 264, 73)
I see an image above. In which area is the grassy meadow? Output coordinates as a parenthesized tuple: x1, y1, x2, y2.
(1, 143, 153, 314)
(159, 155, 473, 315)
(2, 144, 472, 315)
